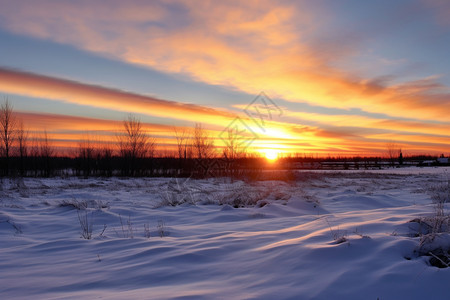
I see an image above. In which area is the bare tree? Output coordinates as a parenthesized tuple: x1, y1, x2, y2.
(40, 130, 54, 158)
(117, 115, 155, 176)
(16, 120, 28, 176)
(39, 130, 55, 177)
(221, 127, 247, 179)
(174, 127, 189, 160)
(0, 98, 17, 175)
(174, 128, 193, 160)
(77, 134, 95, 177)
(193, 123, 214, 160)
(29, 134, 40, 177)
(222, 127, 246, 160)
(193, 123, 216, 177)
(386, 141, 401, 167)
(98, 142, 113, 176)
(173, 127, 195, 175)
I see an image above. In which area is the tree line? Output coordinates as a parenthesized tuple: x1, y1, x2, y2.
(0, 99, 260, 178)
(2, 98, 434, 179)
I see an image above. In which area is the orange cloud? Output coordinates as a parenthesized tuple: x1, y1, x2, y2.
(1, 1, 449, 156)
(1, 0, 448, 124)
(0, 68, 235, 126)
(12, 110, 450, 156)
(15, 111, 195, 152)
(17, 111, 122, 132)
(281, 109, 450, 137)
(4, 74, 447, 156)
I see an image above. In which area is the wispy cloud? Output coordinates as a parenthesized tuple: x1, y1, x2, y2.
(0, 0, 449, 155)
(3, 67, 449, 156)
(13, 106, 450, 156)
(16, 111, 174, 134)
(1, 0, 448, 123)
(0, 67, 235, 126)
(15, 111, 200, 152)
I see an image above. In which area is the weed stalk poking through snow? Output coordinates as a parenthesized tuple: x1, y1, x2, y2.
(77, 210, 93, 239)
(157, 220, 167, 237)
(326, 218, 347, 244)
(144, 222, 151, 238)
(411, 181, 450, 268)
(116, 215, 135, 238)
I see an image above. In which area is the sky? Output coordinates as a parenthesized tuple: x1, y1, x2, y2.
(0, 0, 449, 157)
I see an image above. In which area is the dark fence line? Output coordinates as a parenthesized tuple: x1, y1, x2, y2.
(0, 156, 267, 179)
(0, 155, 447, 178)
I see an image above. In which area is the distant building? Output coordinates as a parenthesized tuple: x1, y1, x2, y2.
(420, 157, 449, 166)
(421, 160, 435, 166)
(437, 157, 449, 164)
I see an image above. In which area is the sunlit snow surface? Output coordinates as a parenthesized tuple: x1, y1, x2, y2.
(1, 168, 450, 299)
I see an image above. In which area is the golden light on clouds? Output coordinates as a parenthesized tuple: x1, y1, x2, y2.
(2, 0, 446, 123)
(0, 1, 449, 156)
(0, 68, 235, 127)
(263, 149, 279, 161)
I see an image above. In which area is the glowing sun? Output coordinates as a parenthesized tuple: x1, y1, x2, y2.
(264, 149, 279, 161)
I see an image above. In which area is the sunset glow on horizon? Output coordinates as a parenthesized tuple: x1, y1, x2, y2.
(0, 0, 449, 157)
(262, 149, 280, 162)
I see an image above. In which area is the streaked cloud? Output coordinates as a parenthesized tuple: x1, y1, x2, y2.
(0, 67, 235, 126)
(0, 0, 449, 155)
(17, 111, 176, 134)
(16, 111, 198, 152)
(1, 0, 448, 123)
(3, 66, 449, 156)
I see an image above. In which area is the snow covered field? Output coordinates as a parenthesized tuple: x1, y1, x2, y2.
(1, 168, 450, 299)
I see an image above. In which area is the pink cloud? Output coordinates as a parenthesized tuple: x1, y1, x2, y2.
(0, 67, 236, 126)
(1, 0, 448, 124)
